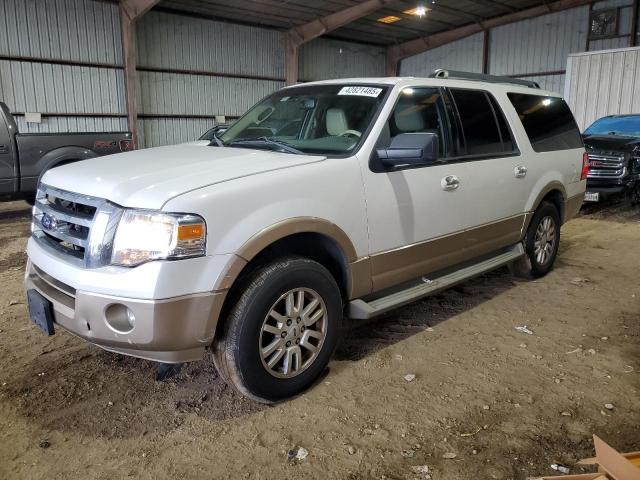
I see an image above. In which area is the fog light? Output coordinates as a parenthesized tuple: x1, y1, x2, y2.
(104, 304, 135, 333)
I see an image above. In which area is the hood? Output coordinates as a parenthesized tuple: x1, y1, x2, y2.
(41, 144, 325, 209)
(583, 134, 640, 154)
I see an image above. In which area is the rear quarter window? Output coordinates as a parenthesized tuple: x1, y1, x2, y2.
(507, 93, 583, 153)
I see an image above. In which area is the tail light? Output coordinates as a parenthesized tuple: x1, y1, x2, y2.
(120, 139, 134, 152)
(581, 152, 590, 180)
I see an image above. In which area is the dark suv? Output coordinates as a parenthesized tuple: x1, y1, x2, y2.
(583, 114, 640, 204)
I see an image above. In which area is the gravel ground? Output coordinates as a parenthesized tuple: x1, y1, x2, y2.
(0, 199, 638, 480)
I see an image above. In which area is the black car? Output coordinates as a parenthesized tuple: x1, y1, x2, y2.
(582, 114, 640, 204)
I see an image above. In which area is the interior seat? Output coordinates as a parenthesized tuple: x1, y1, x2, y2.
(326, 108, 349, 136)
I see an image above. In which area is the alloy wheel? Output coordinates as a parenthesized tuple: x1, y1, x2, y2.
(259, 288, 327, 379)
(533, 215, 556, 265)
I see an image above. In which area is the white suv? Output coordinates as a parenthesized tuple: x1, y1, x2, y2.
(24, 71, 587, 402)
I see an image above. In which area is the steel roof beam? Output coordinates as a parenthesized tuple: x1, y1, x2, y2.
(470, 0, 517, 14)
(285, 0, 398, 84)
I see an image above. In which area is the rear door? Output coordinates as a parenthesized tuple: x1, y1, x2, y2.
(0, 103, 18, 194)
(444, 87, 528, 257)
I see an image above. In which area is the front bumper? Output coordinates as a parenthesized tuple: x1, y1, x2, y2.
(586, 177, 638, 196)
(25, 260, 225, 362)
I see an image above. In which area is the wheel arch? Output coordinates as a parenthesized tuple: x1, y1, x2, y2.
(210, 217, 371, 338)
(524, 181, 567, 233)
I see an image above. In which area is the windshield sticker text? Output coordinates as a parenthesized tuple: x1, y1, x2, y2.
(338, 86, 383, 98)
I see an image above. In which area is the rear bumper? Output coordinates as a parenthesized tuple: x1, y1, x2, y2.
(25, 260, 225, 363)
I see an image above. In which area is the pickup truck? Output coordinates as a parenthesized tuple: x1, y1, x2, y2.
(582, 114, 640, 204)
(0, 102, 132, 202)
(24, 71, 586, 403)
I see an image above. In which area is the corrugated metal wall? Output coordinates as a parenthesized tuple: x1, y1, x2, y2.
(519, 74, 567, 94)
(400, 3, 638, 95)
(488, 7, 590, 76)
(399, 8, 589, 93)
(136, 11, 286, 148)
(2, 1, 638, 145)
(0, 1, 392, 148)
(136, 13, 387, 147)
(299, 38, 385, 81)
(0, 0, 126, 133)
(565, 46, 640, 130)
(399, 33, 484, 77)
(137, 12, 284, 79)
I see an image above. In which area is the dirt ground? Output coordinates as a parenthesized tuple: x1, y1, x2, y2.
(0, 198, 638, 480)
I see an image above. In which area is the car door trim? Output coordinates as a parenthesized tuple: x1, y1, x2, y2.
(366, 213, 526, 292)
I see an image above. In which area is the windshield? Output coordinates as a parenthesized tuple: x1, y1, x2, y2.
(584, 116, 640, 137)
(219, 84, 389, 155)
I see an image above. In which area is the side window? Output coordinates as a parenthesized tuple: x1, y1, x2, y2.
(488, 94, 516, 152)
(377, 87, 449, 157)
(507, 93, 583, 152)
(450, 89, 505, 156)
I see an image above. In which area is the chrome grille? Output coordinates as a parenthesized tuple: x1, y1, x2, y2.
(32, 185, 122, 267)
(587, 153, 626, 178)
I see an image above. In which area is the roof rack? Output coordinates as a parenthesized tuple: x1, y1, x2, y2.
(428, 69, 540, 89)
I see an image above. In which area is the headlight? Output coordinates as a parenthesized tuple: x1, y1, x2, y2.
(111, 210, 206, 266)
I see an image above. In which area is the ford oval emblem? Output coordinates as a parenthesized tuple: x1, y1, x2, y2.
(41, 214, 57, 230)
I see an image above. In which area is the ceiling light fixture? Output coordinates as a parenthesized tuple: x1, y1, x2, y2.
(377, 15, 401, 24)
(403, 6, 429, 17)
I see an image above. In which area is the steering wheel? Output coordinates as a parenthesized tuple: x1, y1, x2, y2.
(339, 129, 362, 138)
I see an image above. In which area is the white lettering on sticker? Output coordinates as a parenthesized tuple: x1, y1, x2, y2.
(338, 86, 383, 97)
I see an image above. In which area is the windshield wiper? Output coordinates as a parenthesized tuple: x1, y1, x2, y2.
(229, 137, 303, 155)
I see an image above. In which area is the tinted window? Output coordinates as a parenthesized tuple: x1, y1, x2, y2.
(488, 94, 516, 152)
(508, 93, 583, 152)
(377, 87, 449, 157)
(450, 89, 503, 156)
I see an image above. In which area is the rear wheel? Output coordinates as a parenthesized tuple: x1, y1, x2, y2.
(212, 257, 342, 403)
(510, 201, 561, 279)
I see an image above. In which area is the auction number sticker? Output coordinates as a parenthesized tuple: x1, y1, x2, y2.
(338, 86, 383, 97)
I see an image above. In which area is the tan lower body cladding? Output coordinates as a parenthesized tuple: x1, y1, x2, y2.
(363, 215, 526, 294)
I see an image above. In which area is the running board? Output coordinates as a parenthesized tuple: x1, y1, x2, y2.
(348, 243, 525, 320)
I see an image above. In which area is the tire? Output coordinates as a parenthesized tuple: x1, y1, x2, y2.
(212, 257, 342, 403)
(510, 201, 561, 279)
(630, 184, 640, 205)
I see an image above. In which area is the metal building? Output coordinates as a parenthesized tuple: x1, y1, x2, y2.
(1, 0, 639, 147)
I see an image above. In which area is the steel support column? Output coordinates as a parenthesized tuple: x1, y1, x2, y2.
(120, 0, 159, 147)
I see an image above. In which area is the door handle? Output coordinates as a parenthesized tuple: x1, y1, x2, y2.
(0, 144, 8, 154)
(441, 175, 460, 191)
(514, 165, 527, 178)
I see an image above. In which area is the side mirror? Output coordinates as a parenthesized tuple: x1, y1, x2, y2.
(376, 132, 439, 169)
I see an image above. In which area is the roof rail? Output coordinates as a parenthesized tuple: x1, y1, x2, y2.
(429, 69, 540, 89)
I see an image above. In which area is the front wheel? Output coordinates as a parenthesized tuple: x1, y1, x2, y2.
(510, 201, 561, 279)
(212, 257, 342, 403)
